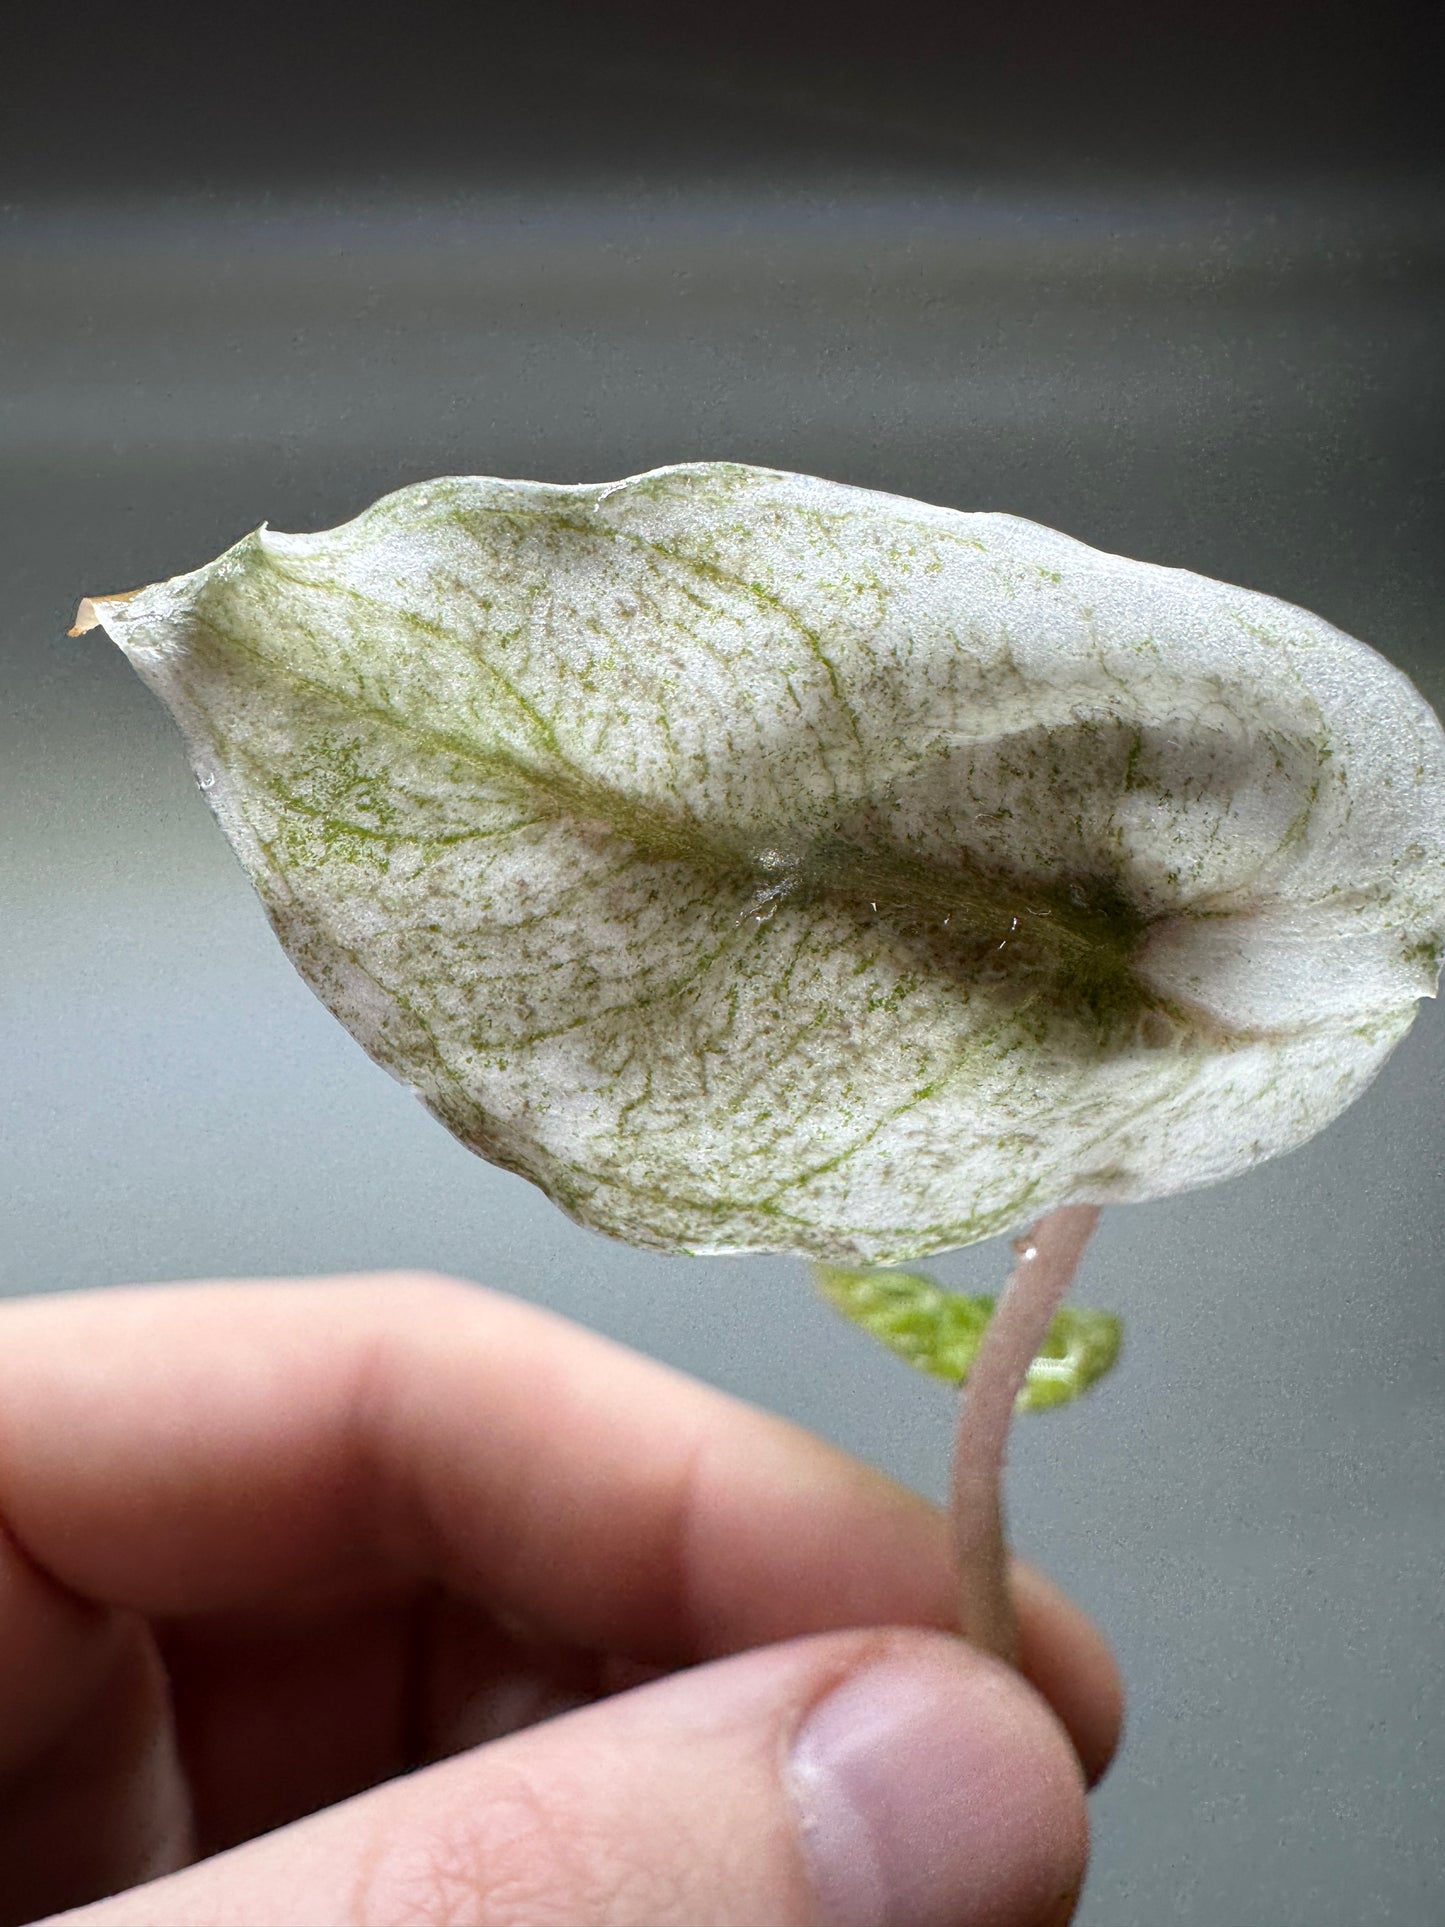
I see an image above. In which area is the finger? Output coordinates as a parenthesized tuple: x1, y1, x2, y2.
(0, 1277, 1121, 1773)
(157, 1593, 620, 1859)
(45, 1628, 1089, 1927)
(0, 1526, 191, 1924)
(1011, 1565, 1122, 1788)
(0, 1522, 116, 1781)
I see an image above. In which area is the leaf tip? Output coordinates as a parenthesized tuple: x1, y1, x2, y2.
(69, 585, 148, 637)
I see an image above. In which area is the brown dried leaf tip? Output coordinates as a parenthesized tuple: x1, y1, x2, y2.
(70, 587, 147, 636)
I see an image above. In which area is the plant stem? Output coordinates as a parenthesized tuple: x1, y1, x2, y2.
(950, 1203, 1101, 1661)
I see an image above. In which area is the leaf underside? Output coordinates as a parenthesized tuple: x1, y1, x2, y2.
(88, 463, 1445, 1263)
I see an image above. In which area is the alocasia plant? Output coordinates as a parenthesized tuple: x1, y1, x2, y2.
(75, 462, 1445, 1659)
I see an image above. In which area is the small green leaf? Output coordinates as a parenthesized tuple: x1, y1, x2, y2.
(812, 1262, 1122, 1411)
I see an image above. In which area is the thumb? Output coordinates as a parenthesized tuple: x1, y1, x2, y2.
(47, 1629, 1089, 1927)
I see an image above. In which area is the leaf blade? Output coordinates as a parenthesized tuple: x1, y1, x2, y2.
(91, 463, 1445, 1262)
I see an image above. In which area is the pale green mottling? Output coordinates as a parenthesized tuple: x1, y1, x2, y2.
(88, 463, 1445, 1263)
(812, 1262, 1123, 1411)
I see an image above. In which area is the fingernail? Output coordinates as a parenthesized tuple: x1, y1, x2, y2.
(787, 1649, 1085, 1927)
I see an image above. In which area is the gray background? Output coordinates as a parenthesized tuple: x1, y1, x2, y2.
(3, 7, 1443, 1922)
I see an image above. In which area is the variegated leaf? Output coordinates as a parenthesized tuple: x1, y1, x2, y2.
(79, 463, 1445, 1263)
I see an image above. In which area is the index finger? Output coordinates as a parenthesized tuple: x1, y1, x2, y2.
(0, 1274, 1121, 1765)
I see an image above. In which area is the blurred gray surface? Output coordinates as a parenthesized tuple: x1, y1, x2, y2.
(4, 179, 1444, 1925)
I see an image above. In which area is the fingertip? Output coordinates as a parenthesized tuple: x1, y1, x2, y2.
(789, 1629, 1089, 1927)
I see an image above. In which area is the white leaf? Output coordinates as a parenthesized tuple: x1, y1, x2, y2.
(84, 463, 1445, 1263)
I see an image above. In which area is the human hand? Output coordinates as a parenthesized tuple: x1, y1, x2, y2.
(0, 1275, 1121, 1927)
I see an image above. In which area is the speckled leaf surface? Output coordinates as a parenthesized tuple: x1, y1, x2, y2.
(83, 463, 1445, 1262)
